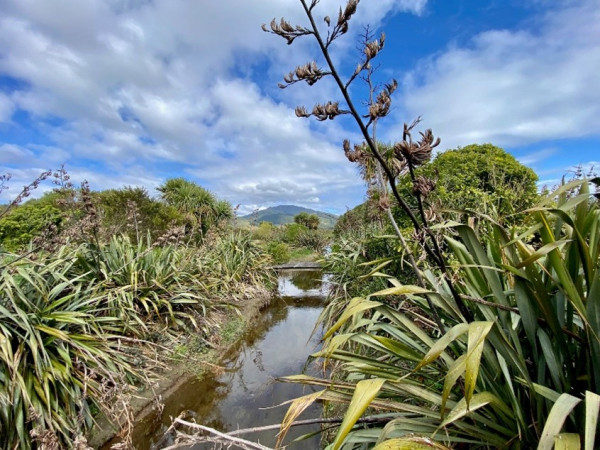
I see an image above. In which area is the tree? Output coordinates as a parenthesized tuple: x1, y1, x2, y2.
(157, 178, 232, 237)
(96, 186, 182, 242)
(395, 143, 539, 225)
(294, 212, 319, 230)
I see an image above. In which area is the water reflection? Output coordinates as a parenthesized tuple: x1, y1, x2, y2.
(113, 270, 325, 449)
(277, 269, 329, 298)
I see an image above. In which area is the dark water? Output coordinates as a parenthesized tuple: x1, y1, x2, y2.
(112, 269, 327, 449)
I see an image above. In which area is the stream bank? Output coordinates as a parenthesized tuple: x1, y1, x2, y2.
(92, 268, 327, 449)
(88, 284, 273, 449)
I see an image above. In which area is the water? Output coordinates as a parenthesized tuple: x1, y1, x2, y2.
(115, 269, 327, 449)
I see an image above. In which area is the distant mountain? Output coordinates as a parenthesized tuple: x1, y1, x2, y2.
(239, 205, 338, 228)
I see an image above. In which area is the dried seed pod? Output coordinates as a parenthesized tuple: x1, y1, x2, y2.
(343, 0, 359, 21)
(311, 101, 348, 121)
(394, 126, 439, 168)
(413, 176, 437, 198)
(378, 195, 390, 211)
(295, 106, 310, 118)
(262, 17, 312, 45)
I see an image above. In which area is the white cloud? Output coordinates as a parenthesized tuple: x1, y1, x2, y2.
(516, 148, 558, 166)
(0, 93, 14, 122)
(396, 0, 600, 150)
(0, 0, 427, 211)
(0, 144, 34, 164)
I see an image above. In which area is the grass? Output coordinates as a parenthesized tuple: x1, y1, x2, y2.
(289, 246, 320, 262)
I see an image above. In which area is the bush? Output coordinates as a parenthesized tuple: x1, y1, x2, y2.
(296, 229, 328, 252)
(0, 247, 140, 448)
(267, 241, 290, 264)
(0, 200, 62, 251)
(395, 143, 539, 225)
(281, 223, 308, 244)
(251, 221, 277, 241)
(284, 179, 600, 448)
(73, 235, 208, 336)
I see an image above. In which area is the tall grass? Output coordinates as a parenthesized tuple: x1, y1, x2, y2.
(280, 179, 600, 449)
(0, 247, 139, 448)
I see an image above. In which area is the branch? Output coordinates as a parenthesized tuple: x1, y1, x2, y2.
(168, 419, 273, 450)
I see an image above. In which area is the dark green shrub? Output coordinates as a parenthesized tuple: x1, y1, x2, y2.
(281, 222, 308, 244)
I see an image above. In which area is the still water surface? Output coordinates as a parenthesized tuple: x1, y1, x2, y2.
(121, 269, 327, 449)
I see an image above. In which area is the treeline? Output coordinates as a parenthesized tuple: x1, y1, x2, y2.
(0, 176, 233, 252)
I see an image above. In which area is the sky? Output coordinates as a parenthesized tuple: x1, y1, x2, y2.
(0, 0, 598, 215)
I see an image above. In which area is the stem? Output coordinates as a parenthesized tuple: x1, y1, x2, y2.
(300, 0, 471, 325)
(385, 207, 444, 331)
(171, 419, 272, 450)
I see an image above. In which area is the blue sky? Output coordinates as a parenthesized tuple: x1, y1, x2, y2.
(0, 0, 598, 214)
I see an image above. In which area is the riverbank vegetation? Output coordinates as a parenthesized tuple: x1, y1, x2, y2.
(247, 217, 331, 264)
(0, 174, 272, 448)
(266, 1, 600, 448)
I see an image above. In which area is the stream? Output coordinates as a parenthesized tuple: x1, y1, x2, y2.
(117, 269, 328, 449)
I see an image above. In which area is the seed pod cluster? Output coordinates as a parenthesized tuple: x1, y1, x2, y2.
(280, 61, 330, 87)
(394, 128, 440, 168)
(261, 18, 312, 45)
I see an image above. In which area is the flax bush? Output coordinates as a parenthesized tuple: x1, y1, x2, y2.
(281, 179, 600, 449)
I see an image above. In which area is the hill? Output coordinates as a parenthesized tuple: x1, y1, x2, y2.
(239, 205, 338, 228)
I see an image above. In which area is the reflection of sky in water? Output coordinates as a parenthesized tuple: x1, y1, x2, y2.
(278, 269, 331, 298)
(215, 306, 323, 433)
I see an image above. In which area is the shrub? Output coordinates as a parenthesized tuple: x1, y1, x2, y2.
(281, 223, 308, 244)
(267, 241, 290, 264)
(251, 221, 277, 241)
(283, 179, 600, 448)
(0, 248, 140, 448)
(73, 235, 211, 336)
(0, 201, 62, 251)
(296, 229, 328, 252)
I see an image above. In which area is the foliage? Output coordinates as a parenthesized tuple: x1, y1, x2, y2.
(0, 168, 273, 448)
(281, 222, 308, 244)
(296, 229, 329, 252)
(395, 143, 539, 224)
(96, 186, 182, 242)
(283, 179, 600, 449)
(333, 199, 384, 238)
(267, 241, 291, 264)
(0, 200, 62, 251)
(294, 211, 320, 230)
(251, 221, 278, 241)
(0, 247, 140, 448)
(199, 230, 272, 289)
(157, 178, 233, 238)
(266, 2, 599, 448)
(73, 235, 213, 337)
